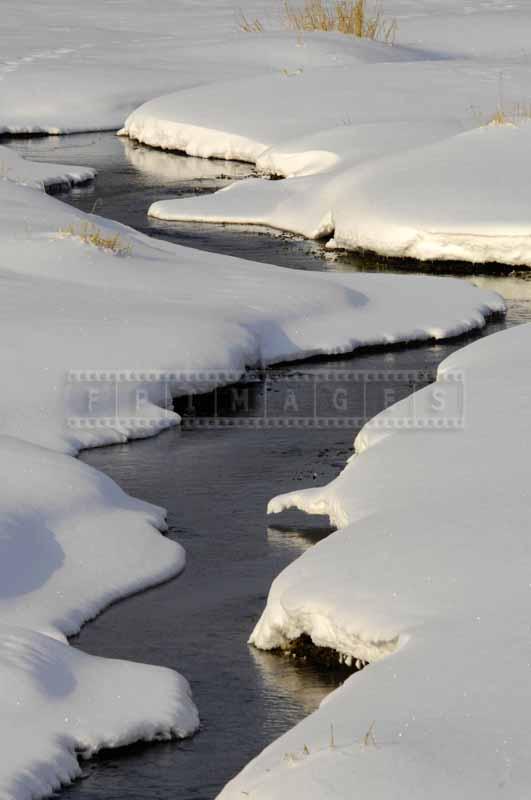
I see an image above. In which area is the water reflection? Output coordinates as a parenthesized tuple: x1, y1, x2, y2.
(267, 524, 335, 555)
(250, 647, 341, 727)
(122, 138, 254, 184)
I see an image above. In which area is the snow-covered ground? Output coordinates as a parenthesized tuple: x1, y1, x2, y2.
(1, 1, 530, 798)
(219, 322, 531, 799)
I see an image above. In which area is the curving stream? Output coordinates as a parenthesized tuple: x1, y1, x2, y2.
(8, 132, 531, 799)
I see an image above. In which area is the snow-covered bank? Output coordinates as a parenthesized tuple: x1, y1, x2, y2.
(215, 323, 531, 799)
(0, 170, 505, 455)
(137, 63, 531, 267)
(0, 148, 504, 799)
(0, 145, 95, 191)
(0, 436, 183, 640)
(148, 115, 531, 266)
(0, 436, 199, 799)
(0, 625, 198, 800)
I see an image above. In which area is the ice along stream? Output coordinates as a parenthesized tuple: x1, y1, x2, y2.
(9, 132, 531, 800)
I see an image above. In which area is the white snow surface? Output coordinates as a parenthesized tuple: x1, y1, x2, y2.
(214, 323, 531, 799)
(0, 175, 505, 456)
(5, 0, 531, 134)
(0, 146, 95, 191)
(0, 624, 197, 800)
(148, 116, 531, 265)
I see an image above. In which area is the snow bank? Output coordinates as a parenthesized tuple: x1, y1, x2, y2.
(216, 323, 531, 799)
(329, 123, 531, 265)
(140, 61, 531, 267)
(0, 436, 183, 640)
(0, 176, 504, 455)
(120, 44, 440, 167)
(0, 625, 198, 800)
(0, 434, 199, 799)
(0, 146, 95, 191)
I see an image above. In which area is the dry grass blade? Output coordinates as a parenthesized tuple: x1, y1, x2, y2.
(237, 10, 264, 32)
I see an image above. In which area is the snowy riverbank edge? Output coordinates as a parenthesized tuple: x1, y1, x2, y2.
(122, 61, 531, 267)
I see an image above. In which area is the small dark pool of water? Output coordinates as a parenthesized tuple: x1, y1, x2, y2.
(9, 132, 530, 800)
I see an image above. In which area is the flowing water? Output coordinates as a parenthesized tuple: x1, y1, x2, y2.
(9, 133, 531, 799)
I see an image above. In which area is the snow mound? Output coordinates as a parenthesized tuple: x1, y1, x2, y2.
(0, 145, 95, 191)
(149, 120, 531, 268)
(127, 60, 531, 267)
(0, 434, 198, 798)
(0, 625, 198, 800)
(0, 436, 184, 640)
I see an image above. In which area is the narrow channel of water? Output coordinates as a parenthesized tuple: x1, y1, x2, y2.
(9, 132, 531, 799)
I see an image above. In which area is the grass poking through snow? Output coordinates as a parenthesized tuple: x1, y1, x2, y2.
(59, 222, 132, 255)
(237, 11, 264, 32)
(283, 0, 396, 41)
(239, 0, 397, 42)
(485, 102, 531, 126)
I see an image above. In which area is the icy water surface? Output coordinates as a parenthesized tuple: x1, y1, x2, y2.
(10, 132, 531, 799)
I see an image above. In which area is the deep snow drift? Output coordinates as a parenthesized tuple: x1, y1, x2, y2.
(218, 323, 531, 800)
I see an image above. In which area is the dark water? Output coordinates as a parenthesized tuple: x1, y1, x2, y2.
(10, 133, 531, 799)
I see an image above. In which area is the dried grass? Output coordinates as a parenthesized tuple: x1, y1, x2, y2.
(283, 0, 396, 41)
(59, 222, 132, 255)
(239, 0, 397, 42)
(237, 11, 265, 32)
(485, 102, 531, 126)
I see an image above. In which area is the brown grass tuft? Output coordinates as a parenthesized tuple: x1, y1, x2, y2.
(59, 222, 132, 255)
(485, 102, 531, 127)
(239, 0, 397, 42)
(283, 0, 396, 41)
